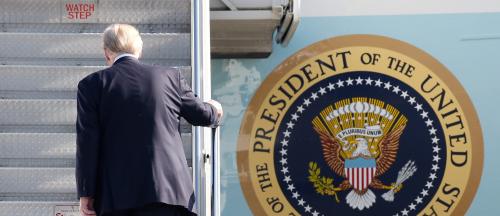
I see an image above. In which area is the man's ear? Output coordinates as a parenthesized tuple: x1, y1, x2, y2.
(104, 48, 114, 65)
(104, 48, 110, 60)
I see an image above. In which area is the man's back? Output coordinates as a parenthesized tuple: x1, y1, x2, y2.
(76, 56, 217, 215)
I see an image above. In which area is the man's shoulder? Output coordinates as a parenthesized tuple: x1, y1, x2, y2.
(146, 65, 184, 83)
(149, 65, 181, 75)
(78, 68, 107, 88)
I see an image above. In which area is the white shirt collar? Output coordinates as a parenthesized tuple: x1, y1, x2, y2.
(113, 53, 137, 63)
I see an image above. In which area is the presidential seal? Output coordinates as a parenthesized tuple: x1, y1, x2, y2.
(237, 35, 483, 216)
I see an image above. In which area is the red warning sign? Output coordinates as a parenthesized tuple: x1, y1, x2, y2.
(61, 0, 98, 22)
(65, 3, 95, 19)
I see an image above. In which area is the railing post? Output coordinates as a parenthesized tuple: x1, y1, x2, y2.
(192, 0, 212, 215)
(212, 127, 221, 216)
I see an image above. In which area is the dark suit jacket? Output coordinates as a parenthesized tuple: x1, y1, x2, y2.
(75, 56, 218, 215)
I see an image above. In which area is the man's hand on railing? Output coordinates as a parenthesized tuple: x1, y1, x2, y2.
(207, 100, 223, 127)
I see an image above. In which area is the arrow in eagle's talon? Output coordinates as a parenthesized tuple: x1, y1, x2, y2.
(393, 183, 403, 193)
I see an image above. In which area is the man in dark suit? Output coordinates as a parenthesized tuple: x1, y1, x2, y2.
(76, 24, 222, 216)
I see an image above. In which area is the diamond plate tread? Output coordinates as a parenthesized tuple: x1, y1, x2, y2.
(0, 125, 75, 134)
(0, 159, 74, 168)
(0, 201, 78, 216)
(0, 23, 188, 34)
(0, 58, 190, 67)
(0, 100, 76, 125)
(0, 165, 193, 195)
(0, 99, 193, 130)
(0, 91, 77, 100)
(0, 168, 75, 194)
(0, 132, 192, 165)
(0, 65, 191, 92)
(0, 66, 97, 92)
(0, 194, 75, 202)
(0, 33, 190, 62)
(0, 0, 189, 25)
(0, 133, 75, 159)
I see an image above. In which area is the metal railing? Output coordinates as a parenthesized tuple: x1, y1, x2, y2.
(192, 0, 218, 215)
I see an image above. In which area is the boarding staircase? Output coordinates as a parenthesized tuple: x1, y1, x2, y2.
(0, 0, 193, 215)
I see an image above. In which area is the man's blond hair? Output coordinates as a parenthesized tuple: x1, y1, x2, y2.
(103, 24, 143, 56)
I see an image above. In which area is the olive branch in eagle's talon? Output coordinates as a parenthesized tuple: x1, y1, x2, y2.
(308, 161, 349, 203)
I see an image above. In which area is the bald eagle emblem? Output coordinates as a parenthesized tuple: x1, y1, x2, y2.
(309, 98, 417, 210)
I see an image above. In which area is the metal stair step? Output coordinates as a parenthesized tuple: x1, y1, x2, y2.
(0, 133, 75, 159)
(0, 65, 191, 99)
(0, 125, 75, 134)
(0, 166, 193, 198)
(0, 168, 75, 194)
(0, 23, 188, 34)
(0, 33, 190, 66)
(0, 0, 189, 25)
(0, 158, 75, 168)
(0, 66, 98, 92)
(0, 65, 191, 91)
(0, 99, 193, 132)
(0, 100, 76, 126)
(0, 201, 79, 216)
(0, 132, 192, 167)
(0, 132, 76, 167)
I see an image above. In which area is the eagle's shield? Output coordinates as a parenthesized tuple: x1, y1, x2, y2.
(344, 158, 377, 191)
